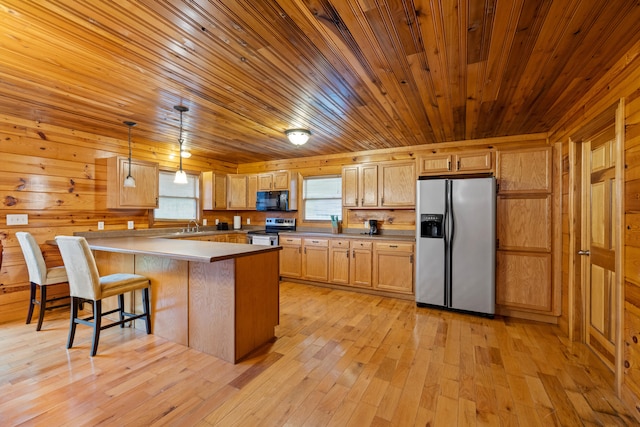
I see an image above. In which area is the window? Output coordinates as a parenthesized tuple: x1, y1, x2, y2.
(154, 170, 199, 221)
(303, 175, 342, 221)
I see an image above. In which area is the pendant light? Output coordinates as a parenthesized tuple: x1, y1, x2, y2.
(173, 105, 189, 184)
(285, 128, 311, 145)
(123, 121, 137, 188)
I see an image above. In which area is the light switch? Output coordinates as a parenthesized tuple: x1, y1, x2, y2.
(127, 221, 134, 229)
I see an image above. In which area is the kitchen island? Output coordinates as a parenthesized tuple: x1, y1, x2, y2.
(84, 237, 281, 364)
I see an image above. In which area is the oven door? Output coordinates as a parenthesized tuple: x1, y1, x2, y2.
(251, 234, 277, 246)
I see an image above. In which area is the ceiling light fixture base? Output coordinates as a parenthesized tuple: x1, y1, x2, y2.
(285, 128, 311, 145)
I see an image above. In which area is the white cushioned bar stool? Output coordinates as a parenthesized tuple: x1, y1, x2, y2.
(16, 231, 69, 331)
(55, 235, 151, 356)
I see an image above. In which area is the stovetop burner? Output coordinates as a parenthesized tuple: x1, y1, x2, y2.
(248, 217, 296, 235)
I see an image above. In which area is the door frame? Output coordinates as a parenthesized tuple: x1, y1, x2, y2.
(568, 98, 625, 393)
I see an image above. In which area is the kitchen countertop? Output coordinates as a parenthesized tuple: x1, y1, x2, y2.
(81, 236, 280, 263)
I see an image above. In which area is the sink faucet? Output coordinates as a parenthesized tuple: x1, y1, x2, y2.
(187, 220, 199, 232)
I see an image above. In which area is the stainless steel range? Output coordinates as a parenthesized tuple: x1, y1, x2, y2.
(247, 218, 296, 246)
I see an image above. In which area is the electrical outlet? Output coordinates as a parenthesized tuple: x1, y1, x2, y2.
(98, 221, 104, 230)
(127, 221, 134, 230)
(202, 219, 208, 226)
(364, 220, 368, 228)
(215, 218, 219, 225)
(6, 214, 28, 225)
(246, 218, 250, 225)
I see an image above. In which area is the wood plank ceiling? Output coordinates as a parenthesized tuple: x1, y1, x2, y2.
(1, 0, 639, 164)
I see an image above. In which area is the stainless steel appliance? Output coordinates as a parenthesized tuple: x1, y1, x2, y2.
(247, 217, 296, 246)
(256, 190, 293, 211)
(415, 176, 496, 317)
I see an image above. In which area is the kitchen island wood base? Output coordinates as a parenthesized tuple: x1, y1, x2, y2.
(90, 238, 280, 364)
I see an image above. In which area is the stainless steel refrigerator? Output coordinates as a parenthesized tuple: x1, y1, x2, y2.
(415, 176, 496, 317)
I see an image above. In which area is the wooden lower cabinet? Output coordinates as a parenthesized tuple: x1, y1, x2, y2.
(329, 239, 372, 288)
(281, 235, 414, 298)
(302, 238, 329, 282)
(279, 236, 302, 278)
(372, 241, 414, 294)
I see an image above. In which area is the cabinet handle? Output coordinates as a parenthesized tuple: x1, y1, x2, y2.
(298, 247, 301, 254)
(352, 249, 356, 258)
(312, 240, 319, 243)
(447, 161, 451, 171)
(360, 198, 363, 206)
(304, 247, 306, 254)
(457, 160, 460, 170)
(346, 250, 349, 258)
(390, 245, 398, 248)
(410, 254, 413, 263)
(381, 197, 384, 205)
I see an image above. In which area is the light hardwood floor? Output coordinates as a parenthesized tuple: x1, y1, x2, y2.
(0, 281, 636, 426)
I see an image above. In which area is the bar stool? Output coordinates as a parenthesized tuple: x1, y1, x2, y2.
(16, 232, 69, 331)
(55, 235, 152, 356)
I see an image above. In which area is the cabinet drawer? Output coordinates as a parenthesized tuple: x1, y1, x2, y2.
(331, 239, 350, 248)
(351, 240, 373, 250)
(280, 237, 301, 246)
(304, 238, 329, 247)
(375, 242, 414, 252)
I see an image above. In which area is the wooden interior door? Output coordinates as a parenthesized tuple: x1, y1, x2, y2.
(583, 125, 617, 370)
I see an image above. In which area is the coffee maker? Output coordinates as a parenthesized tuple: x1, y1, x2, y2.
(368, 219, 378, 235)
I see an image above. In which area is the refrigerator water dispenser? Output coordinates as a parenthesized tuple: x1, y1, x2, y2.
(420, 214, 443, 238)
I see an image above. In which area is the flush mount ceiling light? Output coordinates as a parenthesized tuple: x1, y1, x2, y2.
(285, 128, 311, 146)
(123, 121, 137, 188)
(173, 105, 189, 184)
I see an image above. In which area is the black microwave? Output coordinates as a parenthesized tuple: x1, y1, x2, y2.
(256, 190, 291, 211)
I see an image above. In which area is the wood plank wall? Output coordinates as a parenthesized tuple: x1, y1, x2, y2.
(548, 39, 640, 413)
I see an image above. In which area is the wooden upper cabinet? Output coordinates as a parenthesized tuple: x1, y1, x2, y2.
(417, 153, 452, 174)
(418, 151, 492, 176)
(227, 174, 248, 210)
(246, 174, 258, 210)
(343, 161, 414, 208)
(378, 161, 415, 207)
(497, 147, 552, 193)
(106, 156, 158, 209)
(342, 164, 378, 208)
(257, 171, 290, 191)
(202, 171, 227, 210)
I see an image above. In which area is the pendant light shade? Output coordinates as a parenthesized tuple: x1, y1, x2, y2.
(123, 121, 136, 188)
(173, 105, 189, 184)
(285, 128, 311, 146)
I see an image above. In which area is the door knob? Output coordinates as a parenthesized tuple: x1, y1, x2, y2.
(577, 250, 590, 256)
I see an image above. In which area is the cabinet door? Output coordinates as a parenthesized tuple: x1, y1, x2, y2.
(202, 172, 227, 210)
(329, 240, 350, 285)
(227, 175, 248, 209)
(455, 151, 492, 172)
(247, 175, 258, 209)
(302, 239, 329, 281)
(497, 147, 552, 193)
(257, 174, 273, 191)
(272, 171, 290, 190)
(280, 237, 302, 278)
(418, 154, 452, 175)
(379, 161, 415, 207)
(373, 242, 414, 294)
(360, 165, 378, 207)
(107, 156, 159, 209)
(342, 166, 360, 207)
(350, 241, 372, 287)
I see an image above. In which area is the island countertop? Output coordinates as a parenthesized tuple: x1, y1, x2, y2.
(82, 236, 281, 263)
